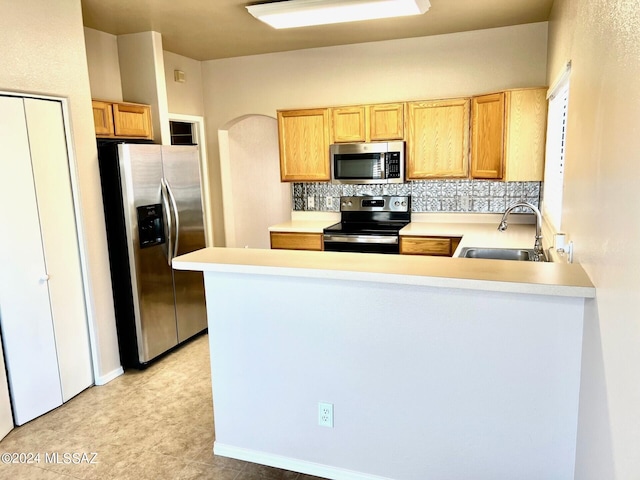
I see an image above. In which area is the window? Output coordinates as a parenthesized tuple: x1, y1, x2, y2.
(169, 121, 196, 145)
(543, 62, 571, 232)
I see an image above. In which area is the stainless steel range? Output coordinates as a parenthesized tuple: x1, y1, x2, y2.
(323, 195, 411, 254)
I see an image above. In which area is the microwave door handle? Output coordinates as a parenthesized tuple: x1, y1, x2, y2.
(380, 153, 386, 179)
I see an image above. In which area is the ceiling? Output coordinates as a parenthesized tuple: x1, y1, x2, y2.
(81, 0, 553, 61)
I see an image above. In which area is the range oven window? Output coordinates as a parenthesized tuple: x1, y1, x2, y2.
(334, 153, 383, 180)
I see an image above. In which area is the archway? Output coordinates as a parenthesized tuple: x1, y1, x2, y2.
(218, 114, 291, 248)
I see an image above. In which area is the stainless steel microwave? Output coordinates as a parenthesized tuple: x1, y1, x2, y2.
(330, 141, 405, 185)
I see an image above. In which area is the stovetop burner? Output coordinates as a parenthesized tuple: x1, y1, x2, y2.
(324, 220, 409, 236)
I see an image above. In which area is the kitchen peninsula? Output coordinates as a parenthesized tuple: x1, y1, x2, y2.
(173, 248, 594, 480)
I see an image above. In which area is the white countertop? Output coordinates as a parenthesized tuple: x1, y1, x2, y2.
(400, 222, 537, 256)
(268, 220, 336, 233)
(269, 218, 539, 257)
(174, 247, 595, 298)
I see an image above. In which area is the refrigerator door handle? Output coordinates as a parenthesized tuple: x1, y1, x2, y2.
(165, 180, 180, 260)
(160, 178, 173, 267)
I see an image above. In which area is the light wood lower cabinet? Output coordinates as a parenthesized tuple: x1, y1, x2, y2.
(400, 236, 462, 256)
(270, 232, 323, 251)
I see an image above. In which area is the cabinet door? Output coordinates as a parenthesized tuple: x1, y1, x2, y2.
(406, 99, 470, 179)
(504, 88, 547, 181)
(400, 236, 461, 256)
(92, 100, 114, 136)
(278, 109, 331, 182)
(270, 232, 323, 251)
(471, 93, 505, 179)
(369, 103, 404, 141)
(331, 106, 366, 143)
(113, 103, 153, 138)
(0, 96, 64, 425)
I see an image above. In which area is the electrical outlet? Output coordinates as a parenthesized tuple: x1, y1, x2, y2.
(307, 195, 315, 209)
(318, 402, 333, 428)
(326, 197, 333, 209)
(460, 195, 470, 211)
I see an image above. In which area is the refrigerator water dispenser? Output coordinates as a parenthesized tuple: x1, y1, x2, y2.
(137, 204, 165, 248)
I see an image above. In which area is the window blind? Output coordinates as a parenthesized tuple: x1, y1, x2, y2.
(543, 65, 571, 232)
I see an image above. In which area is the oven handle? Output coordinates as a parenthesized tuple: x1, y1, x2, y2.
(323, 235, 399, 245)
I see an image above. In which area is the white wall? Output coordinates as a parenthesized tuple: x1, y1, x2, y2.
(219, 115, 291, 248)
(84, 27, 123, 102)
(547, 1, 640, 478)
(118, 31, 171, 144)
(163, 50, 204, 117)
(202, 22, 548, 245)
(206, 272, 585, 480)
(0, 0, 121, 383)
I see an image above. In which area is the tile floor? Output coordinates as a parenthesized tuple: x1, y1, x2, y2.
(0, 334, 325, 480)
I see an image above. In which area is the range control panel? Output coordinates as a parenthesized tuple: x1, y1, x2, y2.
(340, 195, 410, 213)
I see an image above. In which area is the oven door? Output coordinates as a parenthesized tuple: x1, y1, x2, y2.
(323, 234, 400, 254)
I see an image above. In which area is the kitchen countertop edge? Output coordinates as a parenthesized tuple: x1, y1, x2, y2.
(174, 247, 595, 299)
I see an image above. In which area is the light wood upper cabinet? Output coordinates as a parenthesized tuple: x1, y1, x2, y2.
(112, 103, 153, 138)
(92, 101, 114, 136)
(470, 92, 505, 179)
(92, 100, 153, 140)
(278, 108, 331, 182)
(332, 106, 366, 143)
(368, 103, 404, 141)
(504, 88, 547, 181)
(406, 98, 470, 179)
(331, 103, 404, 143)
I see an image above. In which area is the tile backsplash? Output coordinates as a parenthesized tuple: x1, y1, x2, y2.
(293, 180, 541, 213)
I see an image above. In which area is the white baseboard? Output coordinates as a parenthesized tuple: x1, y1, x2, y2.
(93, 366, 124, 385)
(213, 443, 394, 480)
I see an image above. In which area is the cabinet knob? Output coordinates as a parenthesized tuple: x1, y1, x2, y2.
(40, 274, 50, 282)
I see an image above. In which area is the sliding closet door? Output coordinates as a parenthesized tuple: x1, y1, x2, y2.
(24, 98, 93, 401)
(0, 96, 63, 425)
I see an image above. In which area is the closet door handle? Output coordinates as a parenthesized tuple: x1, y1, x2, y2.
(40, 274, 50, 282)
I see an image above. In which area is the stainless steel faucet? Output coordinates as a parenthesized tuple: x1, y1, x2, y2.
(498, 202, 545, 261)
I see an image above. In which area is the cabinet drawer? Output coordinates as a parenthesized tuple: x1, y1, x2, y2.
(400, 236, 461, 256)
(270, 232, 323, 251)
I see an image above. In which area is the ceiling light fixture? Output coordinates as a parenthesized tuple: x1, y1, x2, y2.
(246, 0, 431, 29)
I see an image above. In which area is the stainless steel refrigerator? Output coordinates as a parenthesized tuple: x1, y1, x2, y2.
(98, 142, 207, 368)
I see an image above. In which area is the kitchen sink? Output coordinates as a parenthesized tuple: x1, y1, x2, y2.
(459, 247, 546, 262)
